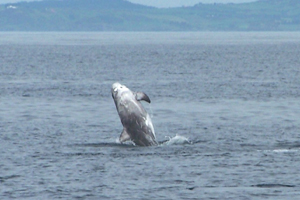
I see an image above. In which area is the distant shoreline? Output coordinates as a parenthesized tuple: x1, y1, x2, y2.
(1, 0, 300, 31)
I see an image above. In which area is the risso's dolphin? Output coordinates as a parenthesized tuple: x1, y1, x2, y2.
(111, 82, 158, 146)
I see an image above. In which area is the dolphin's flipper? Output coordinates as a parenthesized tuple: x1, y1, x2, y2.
(119, 128, 131, 143)
(135, 92, 151, 103)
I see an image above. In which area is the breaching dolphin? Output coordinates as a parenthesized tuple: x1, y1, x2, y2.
(111, 82, 158, 146)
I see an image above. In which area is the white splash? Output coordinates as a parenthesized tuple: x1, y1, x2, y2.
(115, 137, 136, 146)
(163, 134, 191, 146)
(273, 149, 299, 153)
(258, 149, 299, 153)
(115, 137, 121, 144)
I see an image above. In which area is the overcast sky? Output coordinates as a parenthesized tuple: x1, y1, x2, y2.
(0, 0, 258, 7)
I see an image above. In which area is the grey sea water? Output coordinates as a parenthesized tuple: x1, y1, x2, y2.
(1, 32, 300, 199)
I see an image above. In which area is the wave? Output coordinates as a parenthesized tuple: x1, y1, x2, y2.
(161, 134, 191, 146)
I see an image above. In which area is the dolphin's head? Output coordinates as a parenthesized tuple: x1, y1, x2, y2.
(111, 82, 130, 100)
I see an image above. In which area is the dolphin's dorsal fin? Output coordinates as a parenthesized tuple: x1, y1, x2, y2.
(135, 92, 151, 103)
(119, 128, 131, 143)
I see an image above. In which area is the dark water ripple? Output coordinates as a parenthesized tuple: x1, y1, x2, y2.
(1, 32, 300, 199)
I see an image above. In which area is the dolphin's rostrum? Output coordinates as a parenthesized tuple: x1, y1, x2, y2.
(111, 82, 158, 146)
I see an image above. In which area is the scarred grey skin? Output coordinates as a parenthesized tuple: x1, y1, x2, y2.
(111, 82, 158, 146)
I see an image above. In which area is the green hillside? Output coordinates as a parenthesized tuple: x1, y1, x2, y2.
(0, 0, 300, 31)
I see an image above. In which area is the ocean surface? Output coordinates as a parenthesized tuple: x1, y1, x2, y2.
(1, 32, 300, 199)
